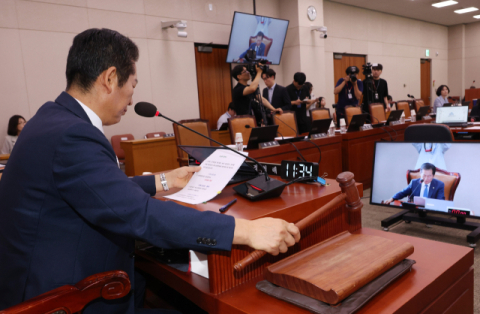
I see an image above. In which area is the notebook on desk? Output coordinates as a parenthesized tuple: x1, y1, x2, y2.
(436, 106, 470, 127)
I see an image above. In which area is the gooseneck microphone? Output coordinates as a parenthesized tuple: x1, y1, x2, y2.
(408, 179, 424, 202)
(135, 102, 301, 201)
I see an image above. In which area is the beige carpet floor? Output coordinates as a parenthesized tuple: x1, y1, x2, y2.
(361, 188, 479, 313)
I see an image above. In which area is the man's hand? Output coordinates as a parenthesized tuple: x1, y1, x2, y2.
(164, 166, 201, 189)
(233, 218, 300, 256)
(255, 64, 263, 74)
(344, 75, 351, 82)
(384, 198, 394, 205)
(292, 99, 303, 106)
(273, 108, 283, 114)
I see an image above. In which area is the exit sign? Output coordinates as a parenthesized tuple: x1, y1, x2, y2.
(426, 49, 430, 57)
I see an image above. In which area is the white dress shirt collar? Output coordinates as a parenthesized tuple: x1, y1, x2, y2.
(74, 98, 104, 134)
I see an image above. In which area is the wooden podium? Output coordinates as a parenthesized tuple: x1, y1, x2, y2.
(135, 175, 473, 313)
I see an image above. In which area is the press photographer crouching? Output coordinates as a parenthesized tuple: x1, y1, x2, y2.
(362, 63, 390, 119)
(334, 66, 363, 126)
(232, 64, 281, 125)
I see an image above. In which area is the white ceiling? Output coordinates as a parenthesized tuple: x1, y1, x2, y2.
(327, 0, 480, 26)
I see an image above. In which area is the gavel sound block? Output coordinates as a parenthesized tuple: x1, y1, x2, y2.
(264, 231, 414, 305)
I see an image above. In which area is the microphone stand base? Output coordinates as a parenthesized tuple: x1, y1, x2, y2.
(233, 176, 287, 201)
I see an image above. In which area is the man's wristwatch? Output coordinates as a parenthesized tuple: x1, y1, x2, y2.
(160, 173, 169, 191)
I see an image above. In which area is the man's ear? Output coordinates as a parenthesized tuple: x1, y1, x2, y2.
(100, 66, 117, 94)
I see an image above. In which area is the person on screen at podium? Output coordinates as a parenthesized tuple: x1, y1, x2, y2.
(217, 102, 236, 130)
(0, 28, 301, 314)
(238, 31, 266, 60)
(334, 66, 363, 127)
(432, 85, 450, 114)
(384, 163, 445, 205)
(231, 64, 281, 125)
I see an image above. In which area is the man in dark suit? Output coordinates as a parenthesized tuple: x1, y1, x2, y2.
(384, 163, 445, 204)
(239, 31, 266, 60)
(0, 28, 300, 313)
(262, 69, 290, 124)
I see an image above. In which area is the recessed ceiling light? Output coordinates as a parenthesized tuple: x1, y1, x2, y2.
(454, 7, 479, 14)
(474, 15, 480, 19)
(432, 1, 458, 8)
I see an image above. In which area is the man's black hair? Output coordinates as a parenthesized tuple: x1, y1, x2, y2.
(256, 31, 265, 39)
(421, 162, 436, 175)
(228, 102, 235, 111)
(7, 115, 25, 136)
(66, 28, 139, 93)
(372, 63, 383, 71)
(293, 72, 306, 85)
(436, 85, 450, 96)
(387, 95, 392, 101)
(231, 65, 245, 81)
(263, 69, 276, 79)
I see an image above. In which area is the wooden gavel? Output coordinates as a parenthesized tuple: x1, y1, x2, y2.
(233, 172, 362, 272)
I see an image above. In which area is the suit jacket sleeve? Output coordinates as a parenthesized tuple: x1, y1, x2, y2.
(263, 87, 268, 100)
(52, 124, 235, 252)
(392, 180, 415, 200)
(435, 180, 445, 200)
(280, 86, 292, 111)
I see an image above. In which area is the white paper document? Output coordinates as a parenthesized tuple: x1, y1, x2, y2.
(164, 149, 245, 204)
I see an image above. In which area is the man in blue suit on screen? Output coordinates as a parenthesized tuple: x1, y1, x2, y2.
(239, 31, 266, 60)
(0, 28, 300, 313)
(384, 163, 445, 205)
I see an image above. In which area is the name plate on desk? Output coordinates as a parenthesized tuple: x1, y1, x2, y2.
(389, 121, 401, 126)
(360, 124, 373, 131)
(259, 141, 280, 149)
(164, 133, 174, 138)
(422, 116, 432, 121)
(311, 133, 328, 139)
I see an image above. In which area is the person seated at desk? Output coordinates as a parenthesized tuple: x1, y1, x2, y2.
(0, 28, 300, 314)
(237, 31, 266, 61)
(470, 104, 480, 121)
(433, 85, 450, 114)
(217, 102, 236, 130)
(1, 115, 26, 154)
(384, 163, 445, 205)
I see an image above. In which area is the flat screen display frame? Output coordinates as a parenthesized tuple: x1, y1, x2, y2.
(370, 141, 480, 220)
(225, 11, 289, 65)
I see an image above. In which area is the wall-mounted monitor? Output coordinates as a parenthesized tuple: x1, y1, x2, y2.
(371, 142, 480, 218)
(225, 12, 289, 65)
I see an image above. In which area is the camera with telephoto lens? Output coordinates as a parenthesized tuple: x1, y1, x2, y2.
(346, 66, 359, 83)
(244, 49, 269, 78)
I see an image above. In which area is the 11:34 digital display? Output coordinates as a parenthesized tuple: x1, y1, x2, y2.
(280, 160, 318, 180)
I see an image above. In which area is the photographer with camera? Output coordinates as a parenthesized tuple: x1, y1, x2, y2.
(334, 66, 363, 126)
(232, 64, 281, 124)
(361, 63, 390, 117)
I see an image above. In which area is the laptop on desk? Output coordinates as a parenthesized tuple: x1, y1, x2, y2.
(436, 106, 470, 127)
(246, 125, 279, 149)
(347, 114, 368, 132)
(308, 118, 332, 137)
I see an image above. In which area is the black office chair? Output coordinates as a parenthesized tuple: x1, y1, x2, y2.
(404, 124, 454, 142)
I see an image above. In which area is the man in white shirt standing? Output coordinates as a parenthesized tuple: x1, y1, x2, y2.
(217, 102, 236, 130)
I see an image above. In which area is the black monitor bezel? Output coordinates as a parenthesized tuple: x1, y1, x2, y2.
(370, 141, 480, 220)
(225, 11, 290, 65)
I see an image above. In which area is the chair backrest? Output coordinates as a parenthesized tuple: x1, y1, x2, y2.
(273, 111, 298, 137)
(414, 99, 426, 112)
(249, 36, 273, 56)
(110, 134, 134, 160)
(345, 106, 362, 126)
(0, 271, 130, 314)
(369, 103, 386, 123)
(396, 101, 411, 118)
(173, 119, 211, 159)
(228, 115, 257, 145)
(407, 168, 461, 201)
(404, 124, 454, 142)
(310, 108, 331, 122)
(145, 132, 166, 139)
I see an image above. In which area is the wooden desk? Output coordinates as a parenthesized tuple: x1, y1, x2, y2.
(135, 178, 473, 313)
(136, 177, 363, 313)
(341, 123, 410, 189)
(121, 137, 179, 176)
(248, 135, 343, 179)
